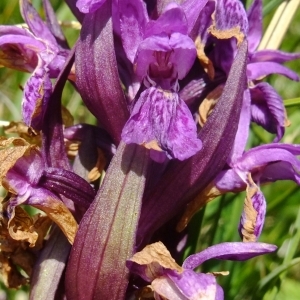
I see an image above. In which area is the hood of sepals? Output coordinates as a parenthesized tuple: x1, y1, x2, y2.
(127, 241, 277, 300)
(76, 0, 106, 14)
(135, 32, 197, 90)
(134, 4, 196, 90)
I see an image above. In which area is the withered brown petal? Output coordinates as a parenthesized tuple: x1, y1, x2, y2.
(32, 197, 78, 245)
(0, 252, 28, 288)
(8, 206, 39, 247)
(129, 242, 183, 281)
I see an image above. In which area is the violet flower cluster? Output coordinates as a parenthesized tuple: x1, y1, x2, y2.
(0, 0, 300, 299)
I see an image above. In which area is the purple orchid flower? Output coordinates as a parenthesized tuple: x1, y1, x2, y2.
(119, 1, 202, 160)
(127, 241, 277, 299)
(190, 0, 300, 143)
(178, 142, 300, 241)
(0, 0, 69, 130)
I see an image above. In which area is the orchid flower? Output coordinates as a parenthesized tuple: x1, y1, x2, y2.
(119, 1, 203, 160)
(178, 142, 300, 241)
(0, 0, 69, 130)
(127, 241, 277, 299)
(189, 0, 300, 144)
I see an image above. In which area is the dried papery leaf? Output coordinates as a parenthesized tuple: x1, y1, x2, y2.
(30, 214, 52, 250)
(11, 249, 34, 277)
(209, 22, 244, 45)
(195, 36, 215, 79)
(198, 85, 224, 127)
(208, 271, 229, 276)
(8, 206, 39, 247)
(208, 0, 248, 45)
(4, 122, 41, 145)
(0, 137, 33, 182)
(177, 183, 223, 232)
(61, 105, 74, 127)
(88, 148, 106, 182)
(240, 174, 259, 242)
(0, 201, 35, 279)
(66, 142, 149, 300)
(129, 242, 183, 282)
(0, 252, 28, 288)
(31, 196, 78, 245)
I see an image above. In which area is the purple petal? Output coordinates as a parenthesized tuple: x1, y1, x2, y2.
(43, 0, 69, 49)
(193, 1, 215, 42)
(260, 160, 300, 185)
(237, 144, 300, 173)
(247, 62, 300, 81)
(145, 4, 188, 37)
(22, 64, 52, 131)
(250, 49, 300, 64)
(5, 150, 44, 193)
(183, 242, 277, 270)
(214, 169, 246, 192)
(247, 0, 262, 53)
(152, 276, 186, 299)
(76, 0, 106, 13)
(119, 0, 148, 63)
(121, 87, 201, 160)
(20, 0, 57, 47)
(250, 82, 285, 141)
(0, 31, 43, 72)
(167, 270, 218, 300)
(169, 32, 197, 79)
(181, 0, 209, 36)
